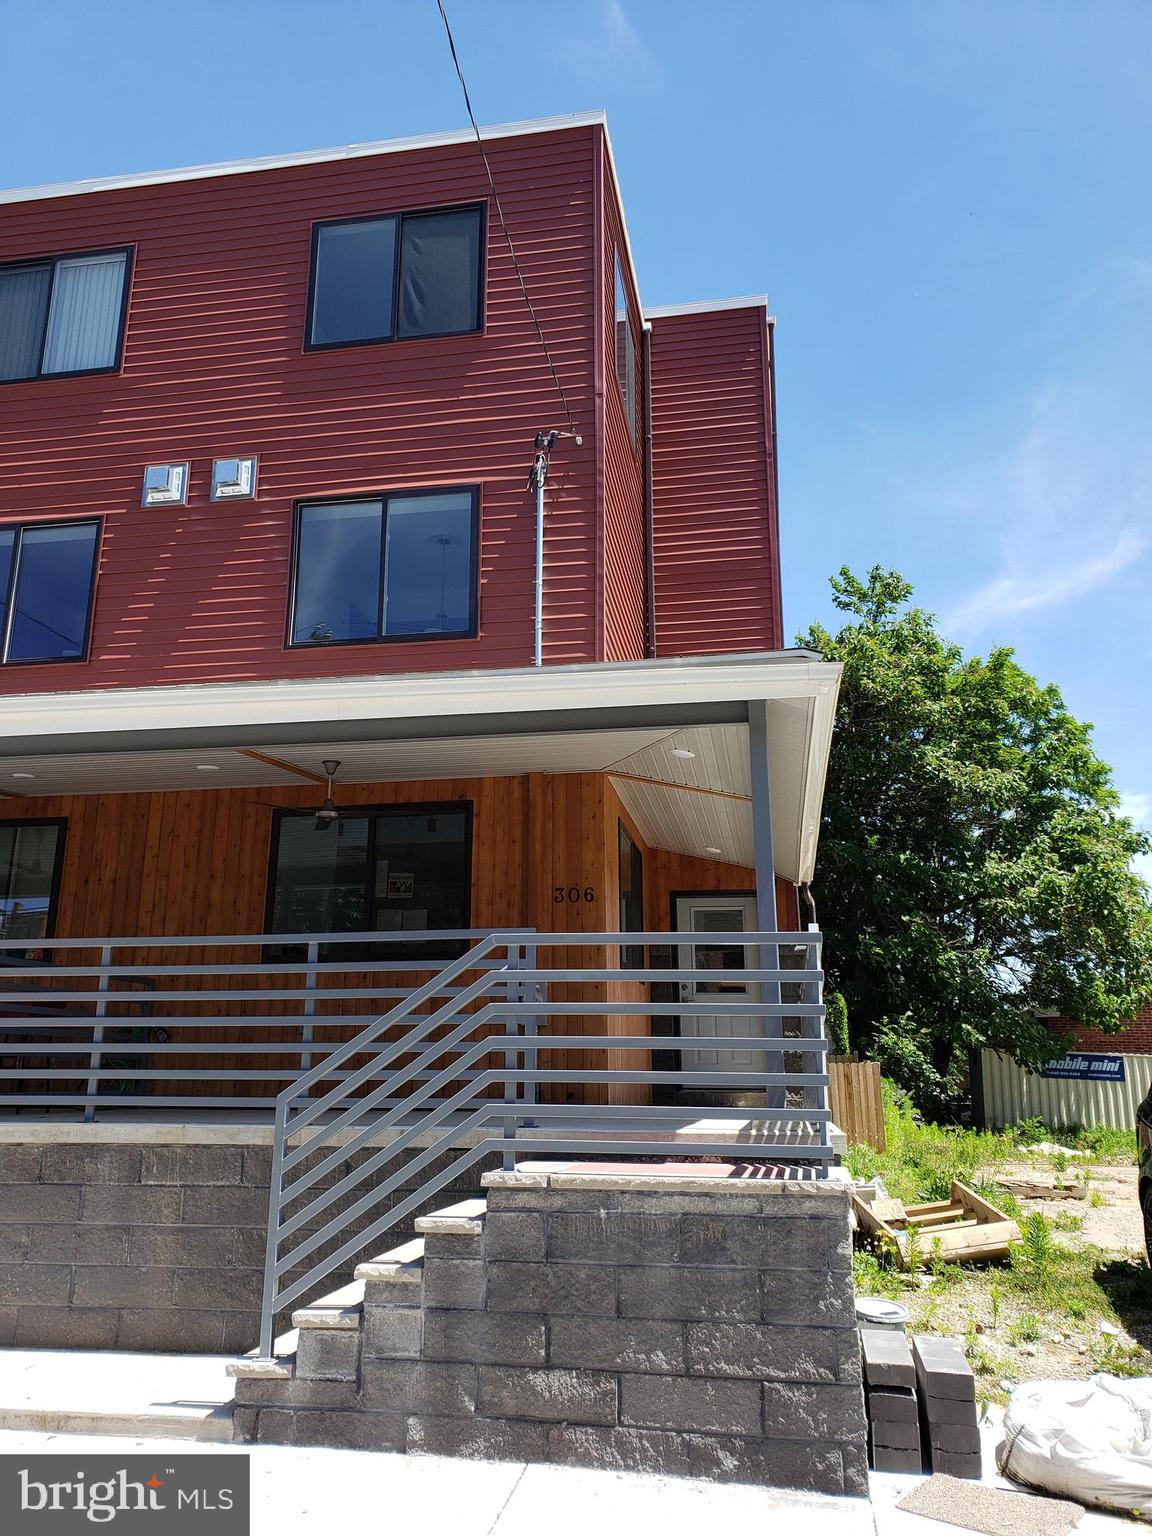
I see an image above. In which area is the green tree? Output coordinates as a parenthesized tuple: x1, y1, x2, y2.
(798, 566, 1152, 1111)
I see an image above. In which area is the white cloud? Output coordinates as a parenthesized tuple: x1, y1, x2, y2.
(940, 381, 1152, 639)
(946, 529, 1146, 633)
(561, 0, 661, 86)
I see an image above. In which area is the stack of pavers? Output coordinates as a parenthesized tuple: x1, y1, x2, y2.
(861, 1330, 922, 1473)
(912, 1335, 981, 1478)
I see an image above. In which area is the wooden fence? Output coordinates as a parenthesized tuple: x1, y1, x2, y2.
(829, 1057, 886, 1150)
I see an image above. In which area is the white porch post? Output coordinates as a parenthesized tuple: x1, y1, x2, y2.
(748, 699, 784, 1110)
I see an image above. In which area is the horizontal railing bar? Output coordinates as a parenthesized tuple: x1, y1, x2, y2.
(0, 1000, 825, 1021)
(0, 963, 510, 979)
(505, 1070, 829, 1086)
(491, 931, 820, 945)
(0, 1016, 475, 1030)
(0, 1034, 826, 1057)
(507, 968, 822, 983)
(0, 1098, 834, 1121)
(0, 930, 533, 951)
(0, 989, 516, 1013)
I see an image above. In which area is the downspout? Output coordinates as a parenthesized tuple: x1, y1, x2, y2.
(642, 321, 656, 658)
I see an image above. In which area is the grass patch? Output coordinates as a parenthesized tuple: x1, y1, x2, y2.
(850, 1092, 1152, 1395)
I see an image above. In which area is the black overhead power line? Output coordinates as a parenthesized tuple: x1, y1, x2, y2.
(433, 0, 580, 443)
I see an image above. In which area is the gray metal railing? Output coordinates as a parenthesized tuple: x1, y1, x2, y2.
(0, 930, 527, 1121)
(255, 926, 828, 1358)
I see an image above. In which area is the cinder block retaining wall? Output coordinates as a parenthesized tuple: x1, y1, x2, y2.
(238, 1170, 869, 1496)
(0, 1135, 491, 1353)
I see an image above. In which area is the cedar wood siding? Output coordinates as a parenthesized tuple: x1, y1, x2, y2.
(648, 304, 783, 656)
(0, 125, 601, 692)
(598, 141, 647, 663)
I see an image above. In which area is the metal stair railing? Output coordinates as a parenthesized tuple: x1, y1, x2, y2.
(256, 928, 828, 1360)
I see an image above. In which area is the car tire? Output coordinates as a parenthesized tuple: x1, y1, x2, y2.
(1142, 1183, 1152, 1271)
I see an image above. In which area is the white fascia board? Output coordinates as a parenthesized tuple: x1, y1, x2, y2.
(0, 111, 609, 207)
(644, 296, 771, 319)
(0, 654, 841, 750)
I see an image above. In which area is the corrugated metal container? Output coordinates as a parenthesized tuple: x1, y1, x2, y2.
(0, 124, 603, 691)
(648, 303, 782, 656)
(981, 1048, 1152, 1132)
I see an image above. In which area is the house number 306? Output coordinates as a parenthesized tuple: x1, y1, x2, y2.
(554, 885, 596, 903)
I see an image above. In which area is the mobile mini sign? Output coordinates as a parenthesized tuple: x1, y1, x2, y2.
(2, 1456, 249, 1533)
(1038, 1053, 1126, 1084)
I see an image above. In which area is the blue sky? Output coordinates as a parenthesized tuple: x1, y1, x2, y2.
(2, 0, 1149, 866)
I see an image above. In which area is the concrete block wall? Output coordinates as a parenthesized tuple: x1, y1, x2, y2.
(237, 1170, 869, 1496)
(0, 1135, 491, 1353)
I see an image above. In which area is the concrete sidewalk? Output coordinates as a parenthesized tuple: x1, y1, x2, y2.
(0, 1350, 1140, 1531)
(0, 1429, 877, 1536)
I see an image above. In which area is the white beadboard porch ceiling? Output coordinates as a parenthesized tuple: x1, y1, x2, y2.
(0, 652, 840, 883)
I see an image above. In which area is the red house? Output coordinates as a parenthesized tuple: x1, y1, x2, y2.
(0, 113, 843, 1357)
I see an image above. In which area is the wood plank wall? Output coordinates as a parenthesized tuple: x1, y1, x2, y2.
(0, 774, 797, 1106)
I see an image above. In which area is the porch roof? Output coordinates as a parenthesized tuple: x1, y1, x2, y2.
(0, 650, 841, 884)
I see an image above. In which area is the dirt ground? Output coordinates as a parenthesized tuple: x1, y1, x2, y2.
(868, 1153, 1152, 1398)
(997, 1158, 1144, 1254)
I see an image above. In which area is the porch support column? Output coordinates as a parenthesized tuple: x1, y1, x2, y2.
(748, 699, 784, 1110)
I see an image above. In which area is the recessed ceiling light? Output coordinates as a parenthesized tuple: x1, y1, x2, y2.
(11, 772, 36, 779)
(704, 846, 723, 855)
(671, 748, 696, 759)
(195, 764, 221, 772)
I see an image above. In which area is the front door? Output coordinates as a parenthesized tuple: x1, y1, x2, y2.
(674, 894, 761, 1074)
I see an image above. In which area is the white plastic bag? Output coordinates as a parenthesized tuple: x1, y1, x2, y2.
(999, 1375, 1152, 1519)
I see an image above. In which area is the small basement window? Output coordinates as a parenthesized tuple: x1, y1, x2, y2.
(0, 248, 131, 383)
(0, 520, 99, 664)
(307, 204, 483, 348)
(289, 488, 477, 647)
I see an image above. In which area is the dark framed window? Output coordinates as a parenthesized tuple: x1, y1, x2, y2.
(306, 203, 484, 349)
(0, 247, 131, 384)
(0, 520, 99, 664)
(618, 821, 645, 969)
(614, 253, 639, 446)
(265, 802, 472, 960)
(288, 488, 478, 648)
(0, 818, 66, 963)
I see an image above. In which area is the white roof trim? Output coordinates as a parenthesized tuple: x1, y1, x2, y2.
(644, 296, 770, 319)
(0, 652, 838, 747)
(0, 111, 609, 207)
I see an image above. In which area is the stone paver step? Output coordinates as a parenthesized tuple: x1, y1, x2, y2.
(354, 1236, 425, 1283)
(414, 1197, 487, 1235)
(291, 1278, 365, 1331)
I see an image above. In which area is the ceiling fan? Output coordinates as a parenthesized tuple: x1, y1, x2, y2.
(311, 760, 342, 831)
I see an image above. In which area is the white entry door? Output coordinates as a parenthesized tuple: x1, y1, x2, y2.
(675, 894, 761, 1075)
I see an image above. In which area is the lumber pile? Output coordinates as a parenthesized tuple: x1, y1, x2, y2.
(852, 1180, 1020, 1268)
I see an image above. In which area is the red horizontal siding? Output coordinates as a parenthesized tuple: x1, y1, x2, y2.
(0, 127, 601, 691)
(599, 143, 647, 664)
(648, 305, 783, 656)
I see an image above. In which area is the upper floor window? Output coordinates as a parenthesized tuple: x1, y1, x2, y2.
(289, 488, 477, 647)
(0, 249, 130, 383)
(0, 520, 99, 664)
(614, 253, 639, 446)
(307, 204, 484, 349)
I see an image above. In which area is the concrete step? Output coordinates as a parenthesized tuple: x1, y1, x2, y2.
(0, 1348, 234, 1442)
(415, 1197, 487, 1237)
(291, 1278, 365, 1331)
